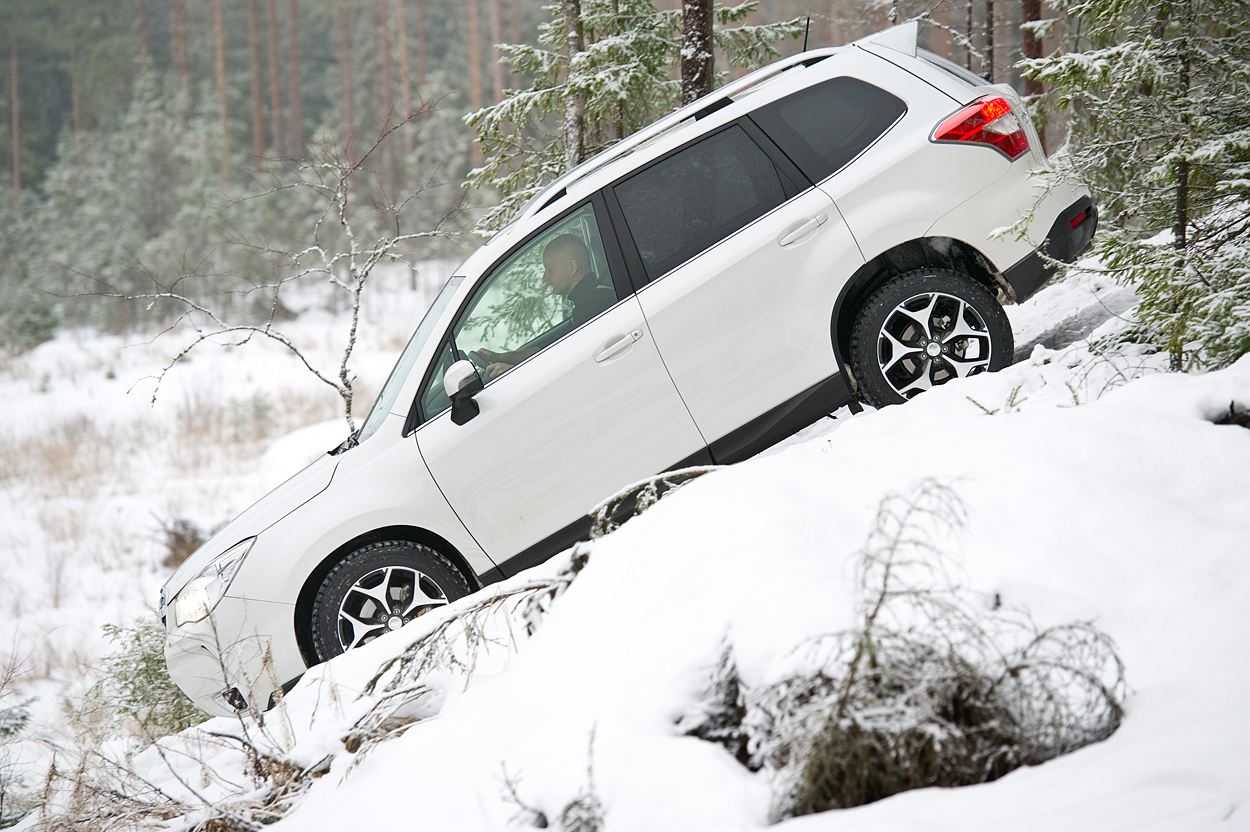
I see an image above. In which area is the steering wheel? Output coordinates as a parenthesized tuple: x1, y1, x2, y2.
(466, 350, 490, 373)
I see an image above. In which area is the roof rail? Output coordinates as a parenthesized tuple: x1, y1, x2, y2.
(516, 48, 841, 222)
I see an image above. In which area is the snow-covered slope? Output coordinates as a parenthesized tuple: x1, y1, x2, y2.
(6, 266, 1249, 830)
(236, 345, 1248, 832)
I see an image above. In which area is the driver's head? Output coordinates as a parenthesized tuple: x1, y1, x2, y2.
(541, 235, 592, 296)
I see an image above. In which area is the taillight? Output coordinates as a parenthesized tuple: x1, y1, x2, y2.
(931, 96, 1029, 160)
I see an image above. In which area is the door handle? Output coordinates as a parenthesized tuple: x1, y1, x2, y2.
(594, 329, 643, 363)
(778, 213, 828, 247)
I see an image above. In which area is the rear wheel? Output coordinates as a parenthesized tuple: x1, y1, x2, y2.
(849, 269, 1013, 408)
(310, 540, 472, 664)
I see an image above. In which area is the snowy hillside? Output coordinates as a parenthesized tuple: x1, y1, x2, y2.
(5, 266, 1250, 830)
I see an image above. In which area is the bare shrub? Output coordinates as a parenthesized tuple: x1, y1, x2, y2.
(0, 416, 137, 499)
(1215, 401, 1250, 428)
(679, 480, 1127, 819)
(156, 518, 205, 570)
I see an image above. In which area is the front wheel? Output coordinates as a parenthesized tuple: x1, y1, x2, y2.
(310, 540, 472, 664)
(849, 269, 1013, 408)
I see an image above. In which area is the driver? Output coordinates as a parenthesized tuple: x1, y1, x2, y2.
(476, 234, 616, 378)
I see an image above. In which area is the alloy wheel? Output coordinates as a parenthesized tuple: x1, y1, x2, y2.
(876, 291, 993, 400)
(336, 566, 448, 651)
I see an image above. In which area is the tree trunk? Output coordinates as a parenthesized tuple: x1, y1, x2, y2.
(510, 0, 522, 82)
(824, 0, 840, 52)
(1021, 0, 1045, 151)
(468, 0, 485, 166)
(287, 0, 302, 149)
(1021, 0, 1042, 95)
(337, 0, 355, 164)
(966, 0, 974, 70)
(681, 0, 714, 105)
(214, 0, 232, 184)
(266, 0, 283, 151)
(9, 33, 19, 195)
(561, 0, 586, 169)
(395, 0, 416, 192)
(985, 0, 995, 82)
(69, 1, 82, 134)
(491, 0, 505, 103)
(417, 0, 429, 89)
(374, 0, 397, 197)
(248, 0, 266, 160)
(172, 0, 190, 92)
(139, 0, 150, 61)
(1169, 0, 1192, 371)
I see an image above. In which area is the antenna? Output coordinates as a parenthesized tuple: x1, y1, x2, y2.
(803, 16, 811, 51)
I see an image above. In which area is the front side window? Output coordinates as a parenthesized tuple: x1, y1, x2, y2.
(417, 202, 619, 421)
(613, 124, 788, 282)
(749, 76, 907, 184)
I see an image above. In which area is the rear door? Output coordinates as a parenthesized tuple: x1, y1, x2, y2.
(607, 120, 863, 459)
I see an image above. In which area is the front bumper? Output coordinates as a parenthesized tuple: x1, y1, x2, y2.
(1003, 195, 1099, 302)
(164, 595, 306, 717)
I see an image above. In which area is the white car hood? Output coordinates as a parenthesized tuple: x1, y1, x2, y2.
(162, 450, 340, 598)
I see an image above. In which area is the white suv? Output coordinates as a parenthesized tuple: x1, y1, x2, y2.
(162, 22, 1096, 715)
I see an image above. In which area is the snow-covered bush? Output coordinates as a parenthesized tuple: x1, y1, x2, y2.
(677, 481, 1127, 818)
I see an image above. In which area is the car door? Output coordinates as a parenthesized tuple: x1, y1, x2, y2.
(607, 120, 865, 460)
(414, 197, 706, 575)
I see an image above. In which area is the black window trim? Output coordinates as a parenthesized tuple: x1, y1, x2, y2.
(405, 191, 633, 432)
(603, 116, 816, 293)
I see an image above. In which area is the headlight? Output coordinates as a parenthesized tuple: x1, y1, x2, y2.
(172, 537, 257, 628)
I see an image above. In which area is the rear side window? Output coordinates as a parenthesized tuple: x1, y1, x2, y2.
(750, 77, 906, 183)
(614, 124, 787, 281)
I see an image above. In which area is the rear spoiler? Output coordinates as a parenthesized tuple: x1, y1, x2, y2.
(853, 20, 918, 58)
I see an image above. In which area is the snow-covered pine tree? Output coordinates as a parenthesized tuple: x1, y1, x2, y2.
(465, 0, 803, 234)
(1023, 0, 1250, 369)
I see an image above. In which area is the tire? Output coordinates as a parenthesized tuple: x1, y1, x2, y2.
(310, 540, 472, 664)
(849, 269, 1013, 408)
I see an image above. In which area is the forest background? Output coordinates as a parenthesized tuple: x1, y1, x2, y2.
(0, 0, 1064, 355)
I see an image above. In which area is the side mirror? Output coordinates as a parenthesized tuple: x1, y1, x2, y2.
(443, 359, 484, 425)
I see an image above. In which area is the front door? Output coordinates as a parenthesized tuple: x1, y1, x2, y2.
(415, 199, 706, 572)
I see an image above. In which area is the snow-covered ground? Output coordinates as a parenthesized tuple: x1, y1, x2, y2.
(4, 264, 1249, 830)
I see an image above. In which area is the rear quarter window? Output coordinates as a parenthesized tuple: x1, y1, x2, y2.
(749, 76, 907, 183)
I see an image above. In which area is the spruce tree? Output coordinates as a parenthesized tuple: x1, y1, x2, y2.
(1024, 0, 1250, 369)
(466, 0, 802, 234)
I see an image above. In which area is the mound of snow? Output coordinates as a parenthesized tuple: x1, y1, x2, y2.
(88, 347, 1250, 832)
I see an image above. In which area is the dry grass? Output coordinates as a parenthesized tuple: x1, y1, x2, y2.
(0, 417, 138, 500)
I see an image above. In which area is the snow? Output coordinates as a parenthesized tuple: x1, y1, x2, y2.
(5, 265, 1250, 830)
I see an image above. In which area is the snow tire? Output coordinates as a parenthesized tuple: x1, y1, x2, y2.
(849, 269, 1013, 408)
(310, 540, 471, 664)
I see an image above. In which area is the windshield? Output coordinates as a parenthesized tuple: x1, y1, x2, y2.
(356, 276, 465, 444)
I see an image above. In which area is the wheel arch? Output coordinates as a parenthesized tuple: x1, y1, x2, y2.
(292, 525, 481, 668)
(831, 237, 1006, 390)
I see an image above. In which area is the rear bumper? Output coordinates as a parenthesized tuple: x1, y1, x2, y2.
(1004, 196, 1098, 302)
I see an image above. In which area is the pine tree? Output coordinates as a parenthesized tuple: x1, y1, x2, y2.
(466, 0, 801, 234)
(1025, 0, 1250, 369)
